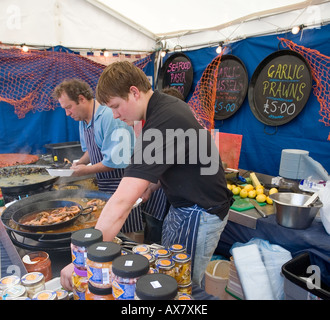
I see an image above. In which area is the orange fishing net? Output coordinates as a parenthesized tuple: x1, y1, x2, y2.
(0, 46, 152, 119)
(188, 52, 223, 131)
(279, 38, 330, 135)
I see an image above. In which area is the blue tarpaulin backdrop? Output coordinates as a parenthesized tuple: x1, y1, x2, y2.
(0, 25, 329, 177)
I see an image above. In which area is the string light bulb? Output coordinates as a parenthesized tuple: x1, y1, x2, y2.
(291, 25, 304, 35)
(21, 44, 29, 52)
(216, 42, 224, 54)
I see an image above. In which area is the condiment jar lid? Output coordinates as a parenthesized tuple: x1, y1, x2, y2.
(112, 254, 149, 278)
(33, 290, 57, 300)
(153, 248, 171, 258)
(172, 253, 191, 263)
(156, 258, 174, 270)
(169, 244, 185, 253)
(0, 275, 20, 290)
(71, 228, 103, 247)
(3, 285, 26, 299)
(56, 289, 69, 300)
(132, 244, 150, 255)
(21, 272, 44, 286)
(87, 281, 113, 296)
(87, 241, 121, 262)
(136, 274, 178, 300)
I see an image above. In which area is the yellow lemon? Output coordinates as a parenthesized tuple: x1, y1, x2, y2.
(256, 187, 264, 195)
(269, 188, 279, 195)
(244, 184, 254, 192)
(266, 196, 273, 205)
(227, 183, 233, 190)
(256, 194, 267, 203)
(248, 190, 256, 198)
(232, 186, 241, 195)
(240, 189, 248, 198)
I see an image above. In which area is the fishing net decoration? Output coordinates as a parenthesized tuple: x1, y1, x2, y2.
(279, 38, 330, 140)
(0, 46, 153, 119)
(187, 52, 223, 131)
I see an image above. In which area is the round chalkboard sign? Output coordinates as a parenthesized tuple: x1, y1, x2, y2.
(214, 55, 248, 120)
(159, 52, 193, 99)
(248, 50, 312, 126)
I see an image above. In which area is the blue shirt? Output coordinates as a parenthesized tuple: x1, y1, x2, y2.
(79, 105, 135, 169)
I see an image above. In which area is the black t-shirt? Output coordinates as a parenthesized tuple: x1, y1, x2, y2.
(124, 90, 232, 211)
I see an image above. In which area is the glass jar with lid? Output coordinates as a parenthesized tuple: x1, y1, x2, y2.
(132, 244, 150, 255)
(85, 282, 114, 300)
(141, 253, 156, 269)
(86, 241, 121, 288)
(3, 285, 27, 300)
(21, 272, 45, 298)
(178, 281, 192, 295)
(0, 275, 20, 297)
(169, 244, 186, 256)
(153, 248, 171, 259)
(72, 267, 88, 300)
(111, 254, 149, 300)
(32, 290, 57, 300)
(135, 273, 177, 300)
(22, 251, 52, 282)
(156, 258, 175, 278)
(71, 228, 103, 270)
(172, 253, 191, 285)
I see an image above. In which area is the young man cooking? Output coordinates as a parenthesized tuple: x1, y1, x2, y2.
(60, 63, 233, 290)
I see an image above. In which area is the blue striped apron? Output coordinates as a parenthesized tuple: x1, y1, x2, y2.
(141, 188, 168, 221)
(83, 102, 143, 233)
(161, 205, 201, 273)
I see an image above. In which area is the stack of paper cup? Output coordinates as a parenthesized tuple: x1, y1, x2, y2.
(279, 149, 309, 179)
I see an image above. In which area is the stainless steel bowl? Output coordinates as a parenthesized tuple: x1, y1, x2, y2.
(269, 192, 323, 229)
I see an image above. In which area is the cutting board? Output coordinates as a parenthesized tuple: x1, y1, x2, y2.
(231, 195, 266, 212)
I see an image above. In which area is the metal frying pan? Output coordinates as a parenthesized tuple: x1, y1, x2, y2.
(12, 200, 93, 232)
(0, 165, 59, 195)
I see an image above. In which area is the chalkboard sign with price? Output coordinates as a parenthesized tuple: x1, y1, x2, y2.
(159, 52, 193, 100)
(248, 50, 312, 126)
(214, 55, 248, 120)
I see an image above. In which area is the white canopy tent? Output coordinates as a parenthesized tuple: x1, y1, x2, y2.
(1, 0, 330, 54)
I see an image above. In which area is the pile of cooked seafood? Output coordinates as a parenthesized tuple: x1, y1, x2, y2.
(22, 205, 81, 226)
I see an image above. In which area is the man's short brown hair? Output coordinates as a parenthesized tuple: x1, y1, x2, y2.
(96, 61, 151, 105)
(53, 79, 94, 104)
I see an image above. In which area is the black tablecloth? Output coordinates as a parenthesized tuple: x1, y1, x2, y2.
(217, 214, 330, 257)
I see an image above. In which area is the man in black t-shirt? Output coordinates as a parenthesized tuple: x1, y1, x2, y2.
(61, 61, 233, 288)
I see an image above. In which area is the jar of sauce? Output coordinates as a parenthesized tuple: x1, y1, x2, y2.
(86, 241, 121, 288)
(0, 275, 20, 297)
(169, 244, 186, 256)
(111, 254, 149, 300)
(153, 248, 171, 259)
(135, 273, 177, 300)
(172, 253, 191, 285)
(132, 244, 150, 255)
(156, 258, 175, 278)
(32, 290, 58, 300)
(22, 251, 52, 282)
(21, 272, 45, 298)
(3, 285, 27, 300)
(71, 228, 103, 270)
(85, 282, 114, 300)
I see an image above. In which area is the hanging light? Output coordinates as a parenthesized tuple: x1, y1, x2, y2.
(291, 25, 304, 35)
(21, 44, 29, 52)
(216, 42, 224, 54)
